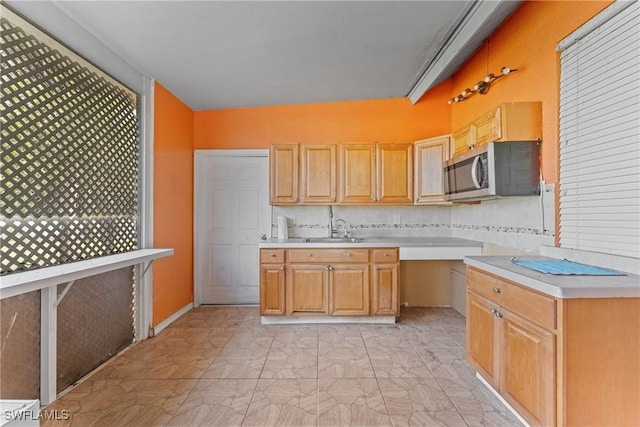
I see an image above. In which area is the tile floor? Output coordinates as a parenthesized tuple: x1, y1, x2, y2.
(43, 307, 521, 426)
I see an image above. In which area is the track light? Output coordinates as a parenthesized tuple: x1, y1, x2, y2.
(448, 67, 517, 104)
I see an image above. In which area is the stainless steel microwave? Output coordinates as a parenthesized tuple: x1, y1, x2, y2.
(443, 141, 541, 201)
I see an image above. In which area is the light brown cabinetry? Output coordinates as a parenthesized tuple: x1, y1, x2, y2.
(300, 144, 337, 203)
(338, 144, 376, 203)
(259, 249, 286, 315)
(260, 248, 399, 318)
(453, 102, 542, 156)
(466, 266, 640, 427)
(371, 249, 399, 316)
(466, 267, 555, 427)
(413, 136, 451, 204)
(269, 144, 299, 204)
(376, 143, 413, 204)
(337, 143, 413, 205)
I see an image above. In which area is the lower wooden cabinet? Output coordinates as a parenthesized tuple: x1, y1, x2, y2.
(260, 248, 399, 318)
(467, 269, 555, 427)
(466, 266, 640, 427)
(329, 264, 369, 316)
(286, 264, 329, 315)
(371, 248, 399, 316)
(259, 249, 286, 315)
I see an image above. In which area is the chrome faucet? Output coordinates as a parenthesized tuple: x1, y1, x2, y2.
(328, 205, 334, 237)
(328, 206, 349, 238)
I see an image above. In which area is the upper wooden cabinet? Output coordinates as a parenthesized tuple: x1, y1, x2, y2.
(269, 144, 299, 204)
(453, 102, 542, 156)
(414, 136, 451, 205)
(300, 144, 337, 203)
(270, 142, 414, 205)
(376, 143, 413, 204)
(338, 144, 376, 203)
(338, 143, 413, 205)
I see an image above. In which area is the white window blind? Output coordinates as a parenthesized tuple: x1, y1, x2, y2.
(558, 1, 640, 259)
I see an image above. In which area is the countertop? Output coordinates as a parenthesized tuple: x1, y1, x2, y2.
(465, 256, 640, 299)
(259, 236, 483, 260)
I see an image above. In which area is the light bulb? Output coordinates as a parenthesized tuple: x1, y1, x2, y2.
(501, 66, 511, 75)
(484, 73, 494, 83)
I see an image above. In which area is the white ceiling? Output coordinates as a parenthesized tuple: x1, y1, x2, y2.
(43, 1, 520, 111)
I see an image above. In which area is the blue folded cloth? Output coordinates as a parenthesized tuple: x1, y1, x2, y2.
(511, 258, 626, 276)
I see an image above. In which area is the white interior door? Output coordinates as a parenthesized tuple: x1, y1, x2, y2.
(195, 150, 270, 305)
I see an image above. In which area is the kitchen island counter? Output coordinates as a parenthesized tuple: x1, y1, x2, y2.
(465, 255, 640, 299)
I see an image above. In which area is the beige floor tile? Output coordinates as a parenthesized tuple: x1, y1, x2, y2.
(203, 347, 269, 378)
(168, 378, 257, 426)
(243, 378, 318, 427)
(445, 381, 522, 426)
(261, 347, 318, 378)
(367, 346, 434, 378)
(318, 347, 375, 378)
(318, 378, 391, 427)
(272, 326, 318, 348)
(379, 378, 466, 427)
(318, 326, 365, 349)
(90, 378, 197, 427)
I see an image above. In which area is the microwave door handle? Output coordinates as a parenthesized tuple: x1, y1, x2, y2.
(471, 156, 482, 189)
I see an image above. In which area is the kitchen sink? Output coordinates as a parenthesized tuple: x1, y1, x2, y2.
(303, 237, 365, 243)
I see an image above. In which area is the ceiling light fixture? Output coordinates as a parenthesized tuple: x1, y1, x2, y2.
(448, 66, 517, 104)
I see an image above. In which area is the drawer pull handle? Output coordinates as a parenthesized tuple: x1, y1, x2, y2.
(493, 287, 502, 294)
(270, 253, 276, 258)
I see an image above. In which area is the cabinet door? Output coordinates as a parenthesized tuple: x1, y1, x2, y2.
(300, 144, 336, 203)
(466, 291, 500, 387)
(286, 264, 329, 314)
(270, 144, 299, 204)
(452, 125, 476, 156)
(376, 143, 413, 204)
(371, 263, 398, 316)
(500, 309, 555, 427)
(414, 136, 451, 204)
(260, 264, 286, 315)
(474, 107, 502, 148)
(338, 144, 376, 203)
(329, 264, 370, 316)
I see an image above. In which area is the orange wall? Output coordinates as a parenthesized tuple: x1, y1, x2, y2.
(194, 79, 453, 148)
(448, 0, 611, 184)
(153, 82, 194, 326)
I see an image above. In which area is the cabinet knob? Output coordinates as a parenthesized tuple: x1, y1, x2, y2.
(280, 265, 285, 271)
(270, 253, 277, 258)
(308, 253, 313, 257)
(493, 287, 502, 294)
(383, 252, 389, 257)
(346, 252, 352, 257)
(327, 265, 333, 271)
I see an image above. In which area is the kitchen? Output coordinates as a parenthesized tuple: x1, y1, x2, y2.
(1, 1, 638, 426)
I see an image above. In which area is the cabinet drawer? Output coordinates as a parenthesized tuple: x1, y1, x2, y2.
(467, 268, 501, 301)
(499, 281, 556, 330)
(261, 249, 285, 263)
(288, 248, 369, 263)
(372, 248, 398, 263)
(468, 268, 556, 330)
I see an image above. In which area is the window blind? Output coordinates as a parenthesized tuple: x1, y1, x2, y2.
(558, 1, 640, 258)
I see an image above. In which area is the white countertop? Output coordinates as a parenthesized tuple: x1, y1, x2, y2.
(465, 256, 640, 299)
(260, 237, 483, 260)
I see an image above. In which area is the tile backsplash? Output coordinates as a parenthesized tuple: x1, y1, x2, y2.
(272, 185, 555, 253)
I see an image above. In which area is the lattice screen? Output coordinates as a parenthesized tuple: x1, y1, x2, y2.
(0, 14, 139, 275)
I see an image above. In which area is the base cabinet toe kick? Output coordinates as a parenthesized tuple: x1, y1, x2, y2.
(465, 265, 640, 427)
(260, 248, 399, 322)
